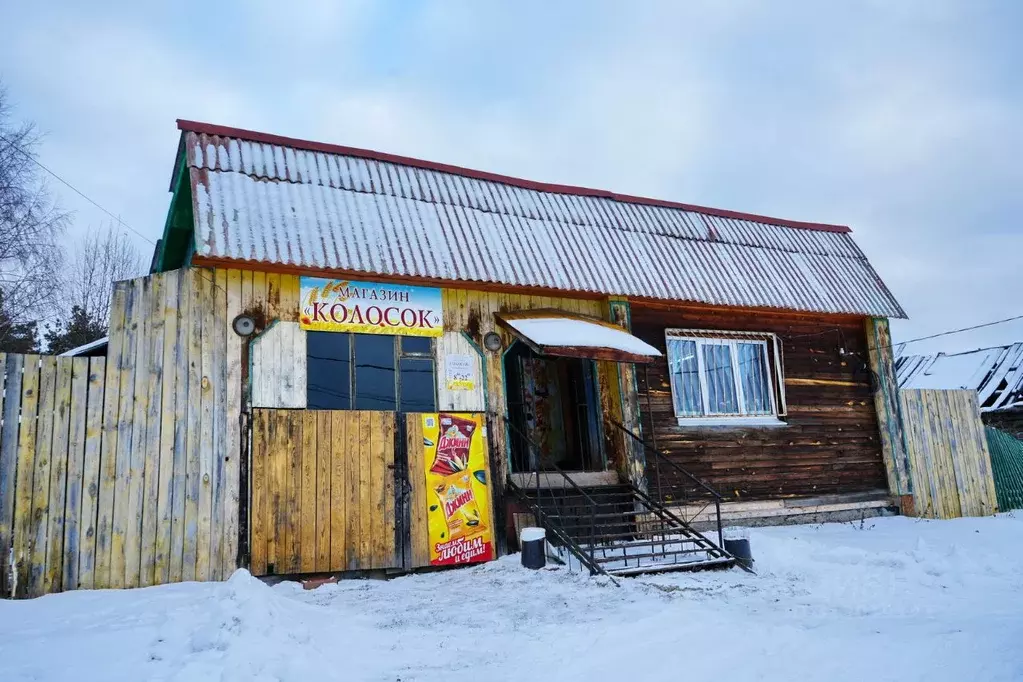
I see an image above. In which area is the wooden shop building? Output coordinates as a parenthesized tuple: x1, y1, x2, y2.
(0, 119, 911, 595)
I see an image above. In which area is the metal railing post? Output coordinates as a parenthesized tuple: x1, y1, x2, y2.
(716, 499, 723, 550)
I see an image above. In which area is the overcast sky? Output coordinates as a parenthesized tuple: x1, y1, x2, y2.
(2, 1, 1020, 354)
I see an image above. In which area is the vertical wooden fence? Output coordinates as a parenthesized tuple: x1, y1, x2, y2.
(900, 389, 999, 519)
(0, 268, 247, 598)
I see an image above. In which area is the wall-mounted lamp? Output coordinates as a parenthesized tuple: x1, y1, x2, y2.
(483, 332, 503, 352)
(232, 314, 256, 337)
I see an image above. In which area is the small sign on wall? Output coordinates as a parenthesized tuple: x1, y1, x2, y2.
(299, 276, 443, 337)
(445, 354, 476, 391)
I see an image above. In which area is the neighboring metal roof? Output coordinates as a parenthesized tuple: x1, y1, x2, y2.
(58, 336, 109, 357)
(896, 343, 1023, 412)
(178, 120, 906, 318)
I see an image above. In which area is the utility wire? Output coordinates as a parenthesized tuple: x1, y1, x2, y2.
(0, 132, 157, 248)
(0, 132, 235, 304)
(895, 314, 1023, 348)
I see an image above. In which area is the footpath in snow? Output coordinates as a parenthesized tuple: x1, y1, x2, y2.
(1, 514, 1021, 681)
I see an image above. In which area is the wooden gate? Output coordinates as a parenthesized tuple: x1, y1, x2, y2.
(249, 409, 399, 575)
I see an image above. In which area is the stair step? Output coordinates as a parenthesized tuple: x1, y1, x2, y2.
(584, 536, 708, 552)
(590, 546, 712, 563)
(542, 512, 635, 522)
(607, 557, 736, 577)
(556, 527, 694, 543)
(597, 548, 707, 564)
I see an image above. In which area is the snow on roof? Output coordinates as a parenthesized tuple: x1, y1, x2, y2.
(501, 315, 661, 360)
(176, 120, 906, 318)
(896, 343, 1023, 412)
(58, 336, 109, 357)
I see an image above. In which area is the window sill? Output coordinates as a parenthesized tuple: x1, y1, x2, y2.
(675, 416, 787, 428)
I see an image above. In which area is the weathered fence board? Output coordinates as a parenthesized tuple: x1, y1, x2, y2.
(12, 355, 38, 598)
(0, 353, 22, 597)
(405, 414, 431, 569)
(79, 357, 105, 590)
(250, 409, 401, 575)
(901, 389, 998, 519)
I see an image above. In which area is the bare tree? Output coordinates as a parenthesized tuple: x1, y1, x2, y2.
(67, 225, 145, 325)
(0, 83, 69, 351)
(44, 226, 144, 354)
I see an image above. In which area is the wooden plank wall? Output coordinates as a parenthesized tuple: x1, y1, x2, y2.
(632, 302, 889, 501)
(250, 321, 307, 408)
(900, 389, 999, 519)
(249, 409, 397, 575)
(436, 331, 486, 412)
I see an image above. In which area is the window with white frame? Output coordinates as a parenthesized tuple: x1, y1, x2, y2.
(665, 330, 786, 425)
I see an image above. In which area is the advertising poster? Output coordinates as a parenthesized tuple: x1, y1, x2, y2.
(422, 413, 495, 566)
(299, 276, 443, 337)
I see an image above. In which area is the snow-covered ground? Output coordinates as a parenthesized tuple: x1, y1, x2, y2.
(2, 515, 1022, 681)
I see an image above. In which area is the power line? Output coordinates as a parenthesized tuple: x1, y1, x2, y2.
(0, 131, 157, 248)
(788, 313, 1023, 356)
(895, 314, 1023, 348)
(0, 131, 236, 304)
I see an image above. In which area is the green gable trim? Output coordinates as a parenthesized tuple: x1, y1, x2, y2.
(153, 155, 195, 273)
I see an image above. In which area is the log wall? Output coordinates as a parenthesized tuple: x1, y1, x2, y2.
(631, 302, 889, 500)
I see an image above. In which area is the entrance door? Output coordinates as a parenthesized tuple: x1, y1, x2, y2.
(506, 343, 604, 473)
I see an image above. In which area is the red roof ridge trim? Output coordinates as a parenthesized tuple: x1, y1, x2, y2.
(177, 119, 852, 235)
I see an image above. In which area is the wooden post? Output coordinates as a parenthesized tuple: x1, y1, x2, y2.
(865, 317, 913, 508)
(608, 298, 646, 490)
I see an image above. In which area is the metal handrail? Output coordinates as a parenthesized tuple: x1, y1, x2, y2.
(503, 414, 605, 575)
(612, 420, 725, 548)
(626, 485, 726, 558)
(612, 421, 722, 500)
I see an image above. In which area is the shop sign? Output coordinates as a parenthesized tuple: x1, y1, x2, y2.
(422, 413, 495, 566)
(299, 276, 443, 337)
(445, 354, 476, 391)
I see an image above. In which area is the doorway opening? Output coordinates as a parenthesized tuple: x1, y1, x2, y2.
(505, 341, 605, 473)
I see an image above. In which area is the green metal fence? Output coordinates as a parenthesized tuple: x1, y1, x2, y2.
(985, 426, 1023, 512)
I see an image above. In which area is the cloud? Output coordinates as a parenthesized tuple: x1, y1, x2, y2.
(1, 0, 1019, 353)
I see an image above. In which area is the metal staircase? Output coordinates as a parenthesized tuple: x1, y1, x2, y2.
(505, 417, 738, 577)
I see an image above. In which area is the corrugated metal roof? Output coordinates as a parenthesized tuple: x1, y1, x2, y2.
(896, 343, 1023, 412)
(178, 121, 906, 318)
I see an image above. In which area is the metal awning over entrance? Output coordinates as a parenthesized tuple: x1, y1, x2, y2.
(495, 310, 661, 364)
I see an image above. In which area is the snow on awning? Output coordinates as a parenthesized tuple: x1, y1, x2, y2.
(495, 310, 661, 364)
